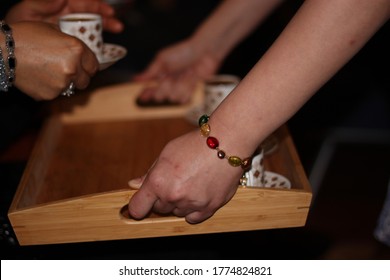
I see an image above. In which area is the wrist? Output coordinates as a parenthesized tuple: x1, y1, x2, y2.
(198, 114, 259, 171)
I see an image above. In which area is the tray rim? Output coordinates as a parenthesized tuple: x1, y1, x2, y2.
(9, 114, 311, 212)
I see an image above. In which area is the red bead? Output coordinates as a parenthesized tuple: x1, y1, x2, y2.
(206, 137, 219, 149)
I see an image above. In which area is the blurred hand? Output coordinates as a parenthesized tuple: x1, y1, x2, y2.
(12, 22, 99, 100)
(6, 0, 124, 33)
(128, 130, 243, 224)
(133, 39, 221, 104)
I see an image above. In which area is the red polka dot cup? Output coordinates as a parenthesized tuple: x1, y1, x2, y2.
(59, 13, 104, 61)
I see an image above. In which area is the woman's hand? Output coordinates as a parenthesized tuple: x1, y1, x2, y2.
(128, 130, 243, 224)
(12, 22, 99, 100)
(6, 0, 124, 33)
(133, 39, 221, 104)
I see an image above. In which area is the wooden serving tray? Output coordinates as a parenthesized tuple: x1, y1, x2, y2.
(8, 82, 312, 245)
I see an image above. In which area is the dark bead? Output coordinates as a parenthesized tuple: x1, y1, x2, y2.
(1, 24, 11, 32)
(8, 57, 15, 69)
(241, 157, 252, 171)
(206, 137, 219, 149)
(198, 114, 209, 127)
(6, 40, 14, 48)
(217, 150, 226, 159)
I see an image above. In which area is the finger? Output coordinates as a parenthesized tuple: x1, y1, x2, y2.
(153, 77, 173, 102)
(169, 71, 197, 103)
(27, 0, 67, 16)
(68, 1, 113, 15)
(102, 17, 124, 33)
(71, 61, 95, 90)
(132, 72, 152, 82)
(137, 87, 158, 102)
(172, 208, 193, 218)
(72, 70, 91, 90)
(80, 46, 99, 76)
(153, 199, 175, 215)
(185, 210, 214, 224)
(128, 175, 146, 189)
(128, 160, 156, 188)
(128, 187, 158, 220)
(66, 1, 123, 33)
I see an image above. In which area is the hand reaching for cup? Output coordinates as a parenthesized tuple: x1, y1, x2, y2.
(133, 39, 222, 104)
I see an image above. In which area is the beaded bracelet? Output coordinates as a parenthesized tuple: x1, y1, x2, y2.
(0, 20, 16, 90)
(0, 47, 8, 91)
(198, 114, 252, 170)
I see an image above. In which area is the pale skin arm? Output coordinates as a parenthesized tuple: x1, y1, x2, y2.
(128, 0, 390, 224)
(134, 0, 284, 103)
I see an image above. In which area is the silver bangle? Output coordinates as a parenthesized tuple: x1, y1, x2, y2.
(0, 20, 16, 89)
(0, 46, 9, 92)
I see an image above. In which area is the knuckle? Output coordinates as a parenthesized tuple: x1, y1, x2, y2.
(62, 38, 85, 75)
(61, 60, 78, 76)
(67, 37, 85, 55)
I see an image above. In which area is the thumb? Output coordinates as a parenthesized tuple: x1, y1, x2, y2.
(127, 160, 158, 219)
(128, 159, 156, 189)
(128, 186, 157, 220)
(128, 175, 146, 189)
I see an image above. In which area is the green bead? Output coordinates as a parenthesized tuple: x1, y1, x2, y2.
(228, 156, 242, 167)
(200, 123, 210, 137)
(198, 114, 209, 127)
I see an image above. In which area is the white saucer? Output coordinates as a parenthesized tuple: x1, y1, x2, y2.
(98, 43, 127, 70)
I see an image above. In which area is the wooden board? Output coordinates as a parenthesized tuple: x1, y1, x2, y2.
(8, 82, 312, 245)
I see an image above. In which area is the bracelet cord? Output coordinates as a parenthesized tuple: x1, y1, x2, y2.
(198, 114, 252, 170)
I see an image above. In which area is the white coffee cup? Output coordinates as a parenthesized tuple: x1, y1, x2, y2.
(204, 74, 240, 115)
(59, 13, 104, 60)
(242, 148, 265, 187)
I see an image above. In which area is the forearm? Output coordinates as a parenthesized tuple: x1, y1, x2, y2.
(212, 0, 390, 156)
(190, 0, 284, 62)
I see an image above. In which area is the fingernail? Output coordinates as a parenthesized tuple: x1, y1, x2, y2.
(128, 177, 143, 189)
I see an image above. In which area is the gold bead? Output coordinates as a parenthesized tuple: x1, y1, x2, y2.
(200, 123, 210, 137)
(228, 156, 242, 167)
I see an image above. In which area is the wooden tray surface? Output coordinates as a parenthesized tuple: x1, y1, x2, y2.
(8, 82, 312, 245)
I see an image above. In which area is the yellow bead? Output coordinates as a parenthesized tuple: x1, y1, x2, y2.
(200, 123, 210, 137)
(228, 156, 242, 167)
